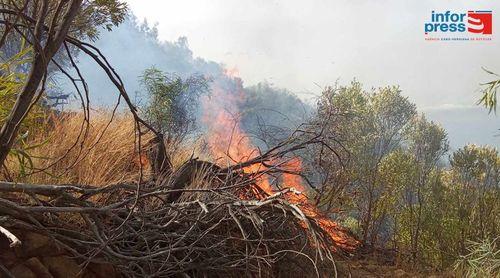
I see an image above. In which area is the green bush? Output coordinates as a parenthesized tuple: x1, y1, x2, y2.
(454, 237, 500, 278)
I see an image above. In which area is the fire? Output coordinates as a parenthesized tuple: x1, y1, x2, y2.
(202, 80, 273, 194)
(202, 73, 359, 252)
(282, 158, 306, 192)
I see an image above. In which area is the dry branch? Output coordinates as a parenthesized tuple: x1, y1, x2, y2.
(0, 130, 356, 277)
(0, 224, 20, 247)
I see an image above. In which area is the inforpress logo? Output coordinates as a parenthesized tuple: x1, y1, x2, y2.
(424, 10, 492, 40)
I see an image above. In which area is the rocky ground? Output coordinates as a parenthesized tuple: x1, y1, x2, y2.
(1, 230, 117, 278)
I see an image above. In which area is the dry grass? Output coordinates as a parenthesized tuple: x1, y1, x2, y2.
(3, 111, 214, 186)
(167, 136, 212, 169)
(4, 112, 144, 185)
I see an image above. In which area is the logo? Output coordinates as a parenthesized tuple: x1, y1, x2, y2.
(468, 11, 492, 34)
(424, 10, 492, 39)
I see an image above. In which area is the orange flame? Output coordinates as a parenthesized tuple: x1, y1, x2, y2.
(202, 73, 359, 252)
(282, 158, 305, 192)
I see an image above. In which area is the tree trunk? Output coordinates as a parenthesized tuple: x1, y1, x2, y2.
(0, 52, 48, 164)
(0, 0, 82, 166)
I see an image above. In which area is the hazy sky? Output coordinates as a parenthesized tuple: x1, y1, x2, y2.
(125, 0, 500, 147)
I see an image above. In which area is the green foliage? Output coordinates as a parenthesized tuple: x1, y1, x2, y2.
(478, 68, 500, 113)
(398, 144, 499, 270)
(74, 0, 128, 40)
(341, 216, 362, 238)
(454, 237, 500, 278)
(313, 80, 500, 273)
(406, 115, 449, 166)
(0, 46, 48, 177)
(4, 0, 128, 41)
(0, 46, 47, 128)
(8, 133, 49, 178)
(315, 81, 418, 245)
(378, 150, 417, 217)
(0, 47, 31, 121)
(1, 1, 128, 75)
(139, 67, 209, 144)
(449, 145, 500, 241)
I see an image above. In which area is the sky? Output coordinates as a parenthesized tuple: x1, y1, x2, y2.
(122, 0, 500, 148)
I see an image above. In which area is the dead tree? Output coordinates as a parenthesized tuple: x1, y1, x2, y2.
(144, 135, 172, 178)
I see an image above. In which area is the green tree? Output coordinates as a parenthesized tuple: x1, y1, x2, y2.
(310, 82, 368, 212)
(355, 85, 416, 245)
(401, 144, 499, 269)
(449, 145, 500, 253)
(403, 115, 449, 262)
(139, 67, 209, 147)
(377, 149, 417, 251)
(313, 81, 417, 246)
(0, 0, 128, 167)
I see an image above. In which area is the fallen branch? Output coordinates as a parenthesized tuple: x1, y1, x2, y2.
(0, 170, 344, 277)
(0, 224, 21, 247)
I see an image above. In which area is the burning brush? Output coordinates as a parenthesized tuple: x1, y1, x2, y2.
(0, 114, 358, 277)
(0, 77, 358, 278)
(200, 76, 359, 254)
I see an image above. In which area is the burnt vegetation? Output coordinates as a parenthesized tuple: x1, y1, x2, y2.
(0, 1, 499, 278)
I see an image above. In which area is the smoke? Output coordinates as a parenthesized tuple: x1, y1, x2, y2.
(239, 82, 312, 147)
(59, 16, 226, 105)
(58, 15, 310, 147)
(57, 14, 497, 149)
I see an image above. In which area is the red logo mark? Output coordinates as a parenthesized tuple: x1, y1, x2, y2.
(468, 11, 492, 34)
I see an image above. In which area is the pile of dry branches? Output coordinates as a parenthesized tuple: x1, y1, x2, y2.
(0, 134, 349, 277)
